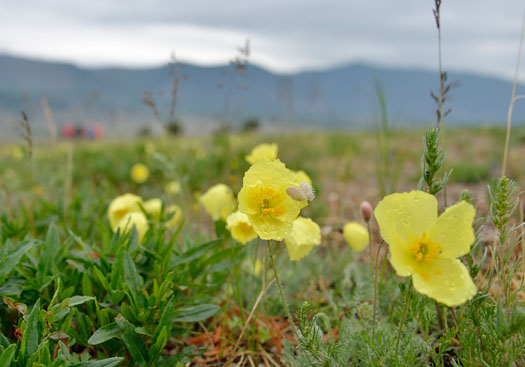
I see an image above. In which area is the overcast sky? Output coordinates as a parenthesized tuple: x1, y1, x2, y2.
(1, 0, 524, 80)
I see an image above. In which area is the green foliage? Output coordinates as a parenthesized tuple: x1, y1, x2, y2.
(0, 130, 523, 366)
(0, 215, 224, 365)
(489, 177, 518, 243)
(286, 299, 430, 367)
(418, 128, 452, 194)
(241, 117, 260, 133)
(451, 162, 491, 183)
(166, 120, 183, 136)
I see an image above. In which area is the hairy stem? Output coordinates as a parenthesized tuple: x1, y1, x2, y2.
(267, 240, 299, 339)
(372, 238, 384, 341)
(395, 280, 412, 357)
(230, 238, 245, 321)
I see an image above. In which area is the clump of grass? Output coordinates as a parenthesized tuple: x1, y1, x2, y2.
(418, 128, 451, 195)
(19, 111, 32, 159)
(451, 162, 491, 183)
(143, 54, 185, 135)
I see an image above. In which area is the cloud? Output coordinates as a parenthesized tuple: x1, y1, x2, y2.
(0, 0, 524, 80)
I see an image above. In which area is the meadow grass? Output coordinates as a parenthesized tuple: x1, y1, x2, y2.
(0, 127, 523, 366)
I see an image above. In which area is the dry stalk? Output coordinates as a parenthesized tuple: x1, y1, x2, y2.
(19, 111, 32, 159)
(502, 9, 525, 177)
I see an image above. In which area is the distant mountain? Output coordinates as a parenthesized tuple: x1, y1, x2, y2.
(1, 53, 523, 137)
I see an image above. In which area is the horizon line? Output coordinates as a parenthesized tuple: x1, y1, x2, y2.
(0, 50, 520, 84)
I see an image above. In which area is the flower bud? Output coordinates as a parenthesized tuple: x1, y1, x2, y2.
(287, 182, 315, 202)
(360, 201, 373, 222)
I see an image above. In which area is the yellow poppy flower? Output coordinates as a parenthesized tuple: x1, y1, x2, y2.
(165, 204, 183, 229)
(11, 146, 24, 160)
(374, 190, 477, 307)
(107, 193, 143, 230)
(253, 259, 263, 277)
(343, 222, 369, 252)
(143, 198, 162, 219)
(32, 185, 45, 197)
(130, 163, 149, 184)
(116, 212, 149, 243)
(238, 159, 308, 240)
(226, 211, 258, 244)
(284, 217, 321, 261)
(292, 170, 312, 185)
(245, 143, 278, 164)
(165, 180, 181, 196)
(144, 142, 156, 156)
(199, 184, 237, 221)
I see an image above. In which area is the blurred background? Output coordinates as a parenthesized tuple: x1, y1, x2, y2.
(1, 0, 525, 139)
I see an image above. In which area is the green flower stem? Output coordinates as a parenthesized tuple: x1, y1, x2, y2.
(395, 280, 412, 357)
(372, 240, 384, 340)
(230, 238, 245, 321)
(435, 302, 445, 331)
(267, 240, 299, 340)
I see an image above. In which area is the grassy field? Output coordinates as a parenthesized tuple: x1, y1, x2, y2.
(0, 126, 524, 366)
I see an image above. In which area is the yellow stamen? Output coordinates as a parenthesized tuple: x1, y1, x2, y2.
(409, 232, 442, 263)
(253, 187, 284, 218)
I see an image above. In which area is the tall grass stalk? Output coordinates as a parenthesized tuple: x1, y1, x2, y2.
(434, 0, 445, 140)
(395, 280, 412, 357)
(372, 239, 384, 341)
(267, 240, 299, 339)
(374, 81, 399, 197)
(488, 177, 522, 310)
(367, 221, 375, 339)
(502, 9, 525, 178)
(230, 238, 245, 321)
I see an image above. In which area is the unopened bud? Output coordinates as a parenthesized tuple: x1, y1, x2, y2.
(287, 182, 315, 202)
(360, 201, 373, 222)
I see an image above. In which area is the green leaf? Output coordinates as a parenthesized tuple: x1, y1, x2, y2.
(114, 314, 149, 363)
(214, 220, 229, 240)
(69, 357, 124, 367)
(0, 240, 36, 280)
(0, 278, 24, 296)
(58, 340, 71, 360)
(20, 299, 40, 366)
(68, 296, 94, 307)
(82, 273, 94, 297)
(0, 344, 16, 366)
(38, 223, 60, 278)
(88, 323, 121, 345)
(173, 304, 220, 322)
(172, 240, 221, 267)
(148, 326, 167, 364)
(0, 332, 10, 349)
(93, 267, 111, 293)
(38, 340, 52, 365)
(122, 251, 143, 307)
(153, 297, 174, 343)
(110, 248, 125, 290)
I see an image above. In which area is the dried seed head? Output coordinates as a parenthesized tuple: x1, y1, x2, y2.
(360, 201, 373, 222)
(287, 182, 315, 202)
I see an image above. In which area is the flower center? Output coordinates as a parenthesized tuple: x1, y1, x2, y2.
(238, 222, 253, 234)
(409, 233, 441, 263)
(254, 187, 284, 218)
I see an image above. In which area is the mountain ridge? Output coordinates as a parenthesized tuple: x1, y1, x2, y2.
(1, 53, 523, 137)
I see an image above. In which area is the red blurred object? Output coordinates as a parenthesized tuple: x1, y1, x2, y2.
(92, 123, 104, 139)
(61, 124, 76, 138)
(61, 123, 104, 140)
